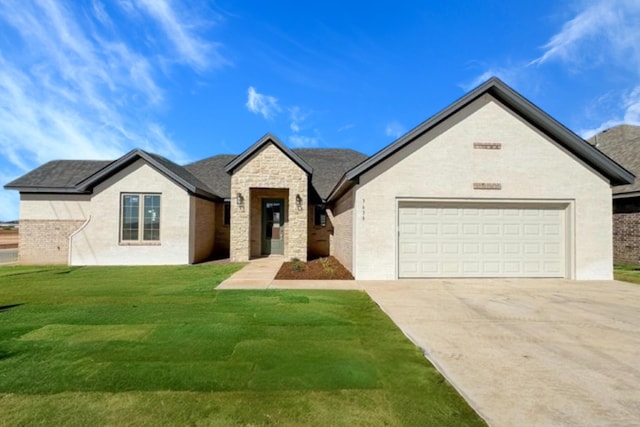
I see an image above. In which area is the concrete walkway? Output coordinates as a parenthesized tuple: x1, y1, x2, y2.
(218, 256, 284, 289)
(218, 256, 364, 290)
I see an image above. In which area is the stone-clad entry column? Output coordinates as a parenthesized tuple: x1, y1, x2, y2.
(229, 142, 308, 262)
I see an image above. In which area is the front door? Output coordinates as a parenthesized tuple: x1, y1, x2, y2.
(262, 199, 284, 255)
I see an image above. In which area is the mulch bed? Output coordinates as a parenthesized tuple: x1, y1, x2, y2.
(275, 256, 354, 280)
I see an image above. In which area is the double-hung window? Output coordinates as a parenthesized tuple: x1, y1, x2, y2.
(121, 194, 161, 243)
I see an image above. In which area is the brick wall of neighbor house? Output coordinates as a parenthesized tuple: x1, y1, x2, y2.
(230, 143, 308, 262)
(329, 188, 355, 272)
(190, 196, 216, 263)
(214, 202, 230, 259)
(612, 198, 640, 266)
(307, 205, 331, 259)
(19, 219, 85, 264)
(613, 213, 640, 265)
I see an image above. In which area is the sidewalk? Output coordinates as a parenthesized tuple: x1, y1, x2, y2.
(217, 256, 283, 289)
(217, 256, 363, 290)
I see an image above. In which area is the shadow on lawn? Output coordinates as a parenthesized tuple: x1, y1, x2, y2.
(0, 303, 24, 312)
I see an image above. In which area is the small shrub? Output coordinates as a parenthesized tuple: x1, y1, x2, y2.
(291, 258, 305, 272)
(318, 257, 335, 277)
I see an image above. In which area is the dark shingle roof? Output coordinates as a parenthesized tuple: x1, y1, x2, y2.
(294, 148, 368, 199)
(184, 149, 367, 200)
(184, 155, 235, 199)
(145, 152, 217, 198)
(590, 125, 640, 196)
(5, 146, 367, 201)
(5, 160, 111, 191)
(73, 149, 219, 200)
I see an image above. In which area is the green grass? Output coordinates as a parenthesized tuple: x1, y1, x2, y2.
(0, 264, 485, 426)
(614, 265, 640, 285)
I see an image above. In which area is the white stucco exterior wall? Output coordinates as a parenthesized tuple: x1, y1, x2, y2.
(354, 95, 613, 280)
(20, 193, 92, 220)
(70, 160, 192, 265)
(329, 187, 356, 272)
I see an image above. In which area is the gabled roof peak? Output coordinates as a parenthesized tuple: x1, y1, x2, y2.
(74, 148, 219, 200)
(224, 133, 313, 175)
(326, 76, 633, 201)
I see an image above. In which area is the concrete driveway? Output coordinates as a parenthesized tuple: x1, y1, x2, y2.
(363, 279, 640, 427)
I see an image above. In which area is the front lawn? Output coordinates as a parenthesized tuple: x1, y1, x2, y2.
(614, 265, 640, 285)
(0, 265, 484, 426)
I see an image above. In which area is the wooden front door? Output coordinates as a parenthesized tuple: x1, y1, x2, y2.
(261, 199, 284, 255)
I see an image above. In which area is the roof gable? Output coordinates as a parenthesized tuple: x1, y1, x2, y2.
(328, 77, 633, 201)
(224, 133, 312, 175)
(76, 149, 219, 200)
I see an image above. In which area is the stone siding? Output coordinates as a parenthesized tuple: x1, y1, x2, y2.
(230, 143, 308, 262)
(329, 188, 354, 272)
(613, 212, 640, 266)
(19, 219, 85, 264)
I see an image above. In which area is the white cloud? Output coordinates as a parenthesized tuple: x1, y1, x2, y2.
(465, 1, 640, 136)
(338, 123, 354, 132)
(460, 66, 524, 92)
(527, 1, 640, 70)
(529, 3, 613, 66)
(92, 0, 111, 26)
(528, 1, 640, 134)
(0, 0, 223, 218)
(579, 85, 640, 138)
(385, 121, 406, 139)
(246, 86, 281, 119)
(132, 0, 227, 71)
(289, 106, 309, 133)
(289, 134, 319, 148)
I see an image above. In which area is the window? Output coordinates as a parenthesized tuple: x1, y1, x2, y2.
(121, 194, 161, 242)
(223, 201, 230, 225)
(314, 204, 327, 227)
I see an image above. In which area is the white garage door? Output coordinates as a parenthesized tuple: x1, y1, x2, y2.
(398, 203, 567, 278)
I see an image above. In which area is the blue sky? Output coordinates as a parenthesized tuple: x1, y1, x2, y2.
(1, 0, 640, 220)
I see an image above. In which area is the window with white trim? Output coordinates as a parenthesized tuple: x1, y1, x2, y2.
(121, 194, 161, 242)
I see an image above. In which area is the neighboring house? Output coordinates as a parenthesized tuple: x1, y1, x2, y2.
(4, 78, 634, 280)
(590, 125, 640, 266)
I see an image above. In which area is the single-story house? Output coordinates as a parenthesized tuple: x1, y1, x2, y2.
(590, 125, 640, 265)
(5, 78, 634, 280)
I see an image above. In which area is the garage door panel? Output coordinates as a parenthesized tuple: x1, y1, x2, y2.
(399, 204, 567, 278)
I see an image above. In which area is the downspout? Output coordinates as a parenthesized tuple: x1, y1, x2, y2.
(68, 215, 91, 265)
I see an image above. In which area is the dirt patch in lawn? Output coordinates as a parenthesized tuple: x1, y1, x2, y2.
(275, 256, 354, 280)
